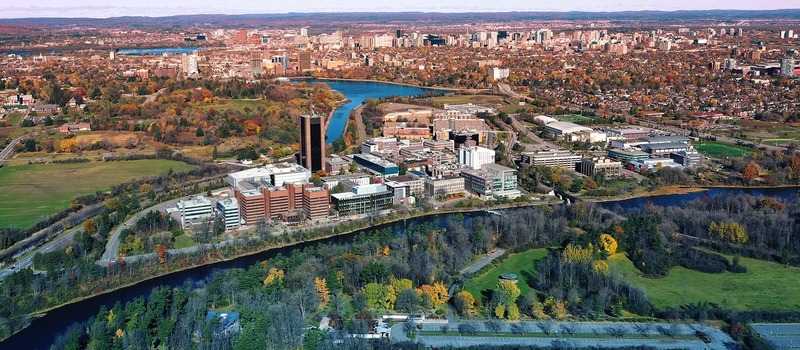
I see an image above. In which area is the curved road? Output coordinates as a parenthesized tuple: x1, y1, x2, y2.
(100, 196, 193, 264)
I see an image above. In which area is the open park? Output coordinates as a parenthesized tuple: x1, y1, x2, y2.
(463, 248, 548, 298)
(608, 252, 800, 312)
(694, 141, 757, 158)
(0, 159, 195, 229)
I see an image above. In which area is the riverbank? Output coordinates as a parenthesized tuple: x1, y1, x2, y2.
(22, 199, 557, 322)
(8, 184, 800, 344)
(290, 76, 463, 92)
(584, 186, 708, 203)
(20, 183, 791, 318)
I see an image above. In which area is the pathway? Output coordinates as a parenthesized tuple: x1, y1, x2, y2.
(391, 321, 734, 350)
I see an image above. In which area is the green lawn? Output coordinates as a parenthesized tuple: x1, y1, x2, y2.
(463, 249, 548, 299)
(173, 235, 195, 249)
(695, 141, 756, 158)
(761, 138, 798, 147)
(0, 159, 195, 229)
(608, 253, 800, 311)
(422, 94, 506, 107)
(555, 114, 603, 125)
(200, 99, 274, 113)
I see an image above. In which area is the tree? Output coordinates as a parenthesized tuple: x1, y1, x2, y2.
(708, 221, 748, 244)
(506, 304, 521, 320)
(599, 234, 618, 255)
(453, 291, 475, 316)
(263, 267, 284, 286)
(364, 283, 391, 309)
(562, 243, 594, 263)
(394, 288, 420, 313)
(314, 277, 330, 303)
(156, 244, 167, 264)
(495, 280, 521, 306)
(83, 219, 96, 235)
(418, 282, 449, 309)
(743, 162, 759, 183)
(213, 216, 225, 236)
(485, 320, 503, 334)
(24, 139, 37, 152)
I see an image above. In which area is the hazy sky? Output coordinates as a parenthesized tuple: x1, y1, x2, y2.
(6, 0, 800, 18)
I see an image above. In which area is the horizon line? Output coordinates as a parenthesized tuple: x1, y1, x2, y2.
(2, 8, 800, 20)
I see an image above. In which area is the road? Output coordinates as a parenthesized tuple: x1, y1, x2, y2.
(459, 248, 506, 275)
(0, 127, 48, 165)
(637, 119, 789, 154)
(391, 321, 734, 350)
(142, 88, 166, 105)
(0, 227, 83, 281)
(100, 196, 189, 264)
(353, 104, 367, 145)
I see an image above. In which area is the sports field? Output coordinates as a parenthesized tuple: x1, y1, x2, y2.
(463, 248, 548, 299)
(0, 159, 195, 229)
(608, 253, 800, 311)
(694, 141, 756, 158)
(555, 114, 605, 125)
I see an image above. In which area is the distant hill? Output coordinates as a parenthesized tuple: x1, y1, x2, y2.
(0, 10, 799, 29)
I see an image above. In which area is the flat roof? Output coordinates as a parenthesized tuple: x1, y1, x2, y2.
(640, 136, 691, 143)
(545, 121, 592, 133)
(641, 142, 690, 150)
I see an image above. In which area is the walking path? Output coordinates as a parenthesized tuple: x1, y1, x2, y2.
(391, 321, 734, 350)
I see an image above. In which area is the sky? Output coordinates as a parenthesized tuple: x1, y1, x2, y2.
(6, 0, 800, 19)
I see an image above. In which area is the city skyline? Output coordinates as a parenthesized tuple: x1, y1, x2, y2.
(5, 0, 800, 19)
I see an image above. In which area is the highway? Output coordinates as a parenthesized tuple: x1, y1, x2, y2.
(0, 227, 83, 281)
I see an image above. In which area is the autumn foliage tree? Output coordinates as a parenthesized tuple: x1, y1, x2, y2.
(708, 221, 748, 244)
(155, 244, 167, 264)
(314, 277, 329, 303)
(742, 162, 760, 184)
(599, 234, 618, 255)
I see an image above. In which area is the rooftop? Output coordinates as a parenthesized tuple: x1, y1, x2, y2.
(641, 142, 691, 150)
(640, 135, 691, 143)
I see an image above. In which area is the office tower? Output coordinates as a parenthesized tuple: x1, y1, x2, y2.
(396, 29, 403, 38)
(300, 27, 308, 37)
(300, 114, 325, 172)
(182, 52, 199, 77)
(235, 29, 248, 45)
(781, 51, 796, 77)
(298, 51, 312, 70)
(250, 52, 262, 77)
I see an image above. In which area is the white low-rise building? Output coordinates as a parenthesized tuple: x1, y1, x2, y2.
(177, 196, 214, 229)
(458, 145, 495, 170)
(227, 163, 311, 188)
(216, 198, 241, 230)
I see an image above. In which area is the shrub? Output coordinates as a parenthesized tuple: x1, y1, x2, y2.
(676, 246, 729, 274)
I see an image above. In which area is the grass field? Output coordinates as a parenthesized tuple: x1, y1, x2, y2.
(173, 235, 195, 249)
(200, 99, 274, 113)
(695, 141, 757, 158)
(761, 138, 798, 147)
(0, 159, 195, 229)
(555, 114, 604, 125)
(463, 249, 548, 299)
(608, 253, 800, 311)
(423, 94, 506, 107)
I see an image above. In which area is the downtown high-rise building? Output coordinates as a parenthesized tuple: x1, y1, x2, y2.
(299, 114, 325, 172)
(781, 50, 796, 77)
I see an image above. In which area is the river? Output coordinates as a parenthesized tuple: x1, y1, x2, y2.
(2, 188, 798, 349)
(291, 79, 447, 144)
(116, 47, 200, 55)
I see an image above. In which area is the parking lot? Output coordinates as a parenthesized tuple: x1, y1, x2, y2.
(751, 323, 800, 349)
